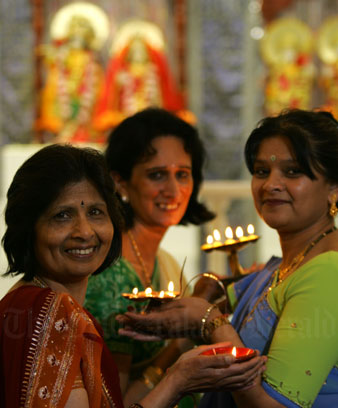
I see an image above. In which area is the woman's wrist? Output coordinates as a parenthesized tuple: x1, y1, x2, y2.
(140, 365, 164, 390)
(200, 304, 222, 343)
(204, 314, 231, 343)
(139, 370, 182, 408)
(210, 315, 237, 344)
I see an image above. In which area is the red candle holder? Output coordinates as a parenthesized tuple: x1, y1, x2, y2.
(200, 346, 255, 362)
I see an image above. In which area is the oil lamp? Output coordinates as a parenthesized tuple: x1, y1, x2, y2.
(201, 224, 260, 277)
(200, 345, 255, 361)
(122, 281, 180, 303)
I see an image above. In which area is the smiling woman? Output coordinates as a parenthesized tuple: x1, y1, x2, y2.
(84, 107, 215, 407)
(117, 109, 338, 408)
(33, 180, 115, 291)
(0, 144, 124, 407)
(0, 144, 267, 408)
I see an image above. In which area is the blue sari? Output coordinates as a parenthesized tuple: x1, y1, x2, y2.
(199, 254, 338, 407)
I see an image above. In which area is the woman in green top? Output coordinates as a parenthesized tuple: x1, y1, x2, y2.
(118, 109, 338, 408)
(85, 107, 214, 407)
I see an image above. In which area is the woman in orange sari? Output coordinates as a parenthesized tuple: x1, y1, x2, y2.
(0, 144, 266, 408)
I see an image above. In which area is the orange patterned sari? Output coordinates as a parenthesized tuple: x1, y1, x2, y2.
(0, 286, 123, 408)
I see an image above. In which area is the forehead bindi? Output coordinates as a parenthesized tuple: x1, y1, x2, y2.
(256, 137, 294, 161)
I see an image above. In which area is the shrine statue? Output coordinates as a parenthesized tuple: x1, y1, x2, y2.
(260, 17, 315, 116)
(35, 2, 109, 144)
(317, 16, 338, 119)
(93, 20, 190, 130)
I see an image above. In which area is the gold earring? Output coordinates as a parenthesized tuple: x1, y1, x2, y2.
(330, 193, 338, 217)
(121, 195, 129, 203)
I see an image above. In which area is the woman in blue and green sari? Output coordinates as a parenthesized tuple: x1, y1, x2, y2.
(118, 109, 338, 408)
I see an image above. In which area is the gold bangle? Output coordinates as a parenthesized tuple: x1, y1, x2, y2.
(202, 272, 227, 297)
(200, 304, 217, 343)
(204, 314, 230, 342)
(141, 365, 164, 390)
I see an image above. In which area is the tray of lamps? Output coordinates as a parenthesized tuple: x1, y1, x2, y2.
(122, 282, 180, 305)
(201, 225, 259, 253)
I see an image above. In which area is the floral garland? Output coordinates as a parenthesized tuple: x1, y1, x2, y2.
(56, 46, 98, 126)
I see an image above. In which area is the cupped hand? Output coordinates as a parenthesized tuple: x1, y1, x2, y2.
(116, 297, 215, 339)
(168, 343, 267, 396)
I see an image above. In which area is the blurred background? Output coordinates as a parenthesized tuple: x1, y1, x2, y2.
(1, 0, 338, 297)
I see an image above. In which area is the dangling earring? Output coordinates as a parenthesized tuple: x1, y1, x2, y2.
(330, 193, 338, 217)
(121, 195, 129, 203)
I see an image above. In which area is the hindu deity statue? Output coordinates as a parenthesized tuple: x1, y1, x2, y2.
(93, 20, 187, 130)
(35, 3, 109, 143)
(260, 17, 315, 116)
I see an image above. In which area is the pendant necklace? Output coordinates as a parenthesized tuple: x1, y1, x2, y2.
(241, 225, 337, 329)
(32, 275, 48, 288)
(127, 230, 152, 288)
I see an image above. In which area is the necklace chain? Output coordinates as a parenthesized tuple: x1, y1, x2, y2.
(127, 230, 152, 288)
(240, 225, 337, 329)
(32, 276, 48, 288)
(277, 226, 337, 283)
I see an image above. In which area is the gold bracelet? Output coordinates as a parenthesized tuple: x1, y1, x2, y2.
(200, 304, 217, 343)
(204, 314, 230, 343)
(141, 365, 164, 390)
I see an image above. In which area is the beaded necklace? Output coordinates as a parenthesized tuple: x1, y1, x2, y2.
(241, 226, 337, 329)
(127, 230, 152, 287)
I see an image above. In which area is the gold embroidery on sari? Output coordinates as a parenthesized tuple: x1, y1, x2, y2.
(50, 309, 80, 405)
(72, 373, 85, 389)
(83, 335, 96, 397)
(38, 385, 50, 399)
(22, 292, 84, 407)
(20, 290, 113, 407)
(21, 291, 55, 407)
(47, 354, 60, 367)
(101, 374, 117, 408)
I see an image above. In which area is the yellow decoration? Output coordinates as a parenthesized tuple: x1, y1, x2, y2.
(50, 2, 110, 50)
(35, 2, 108, 143)
(316, 16, 338, 65)
(260, 17, 315, 116)
(261, 17, 313, 66)
(111, 19, 165, 55)
(317, 16, 338, 119)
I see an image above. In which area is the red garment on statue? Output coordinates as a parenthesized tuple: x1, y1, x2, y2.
(93, 42, 185, 130)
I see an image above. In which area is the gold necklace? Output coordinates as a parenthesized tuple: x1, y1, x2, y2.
(277, 226, 337, 284)
(32, 276, 48, 288)
(127, 230, 152, 287)
(241, 225, 337, 329)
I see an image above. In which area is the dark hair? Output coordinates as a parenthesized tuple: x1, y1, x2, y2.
(2, 144, 123, 281)
(105, 107, 215, 228)
(245, 109, 338, 185)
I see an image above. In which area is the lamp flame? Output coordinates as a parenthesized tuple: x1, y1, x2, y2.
(145, 287, 152, 296)
(231, 346, 237, 357)
(213, 229, 221, 241)
(247, 224, 255, 235)
(159, 290, 164, 298)
(168, 281, 174, 292)
(235, 226, 244, 239)
(132, 287, 138, 296)
(225, 227, 233, 239)
(206, 234, 213, 245)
